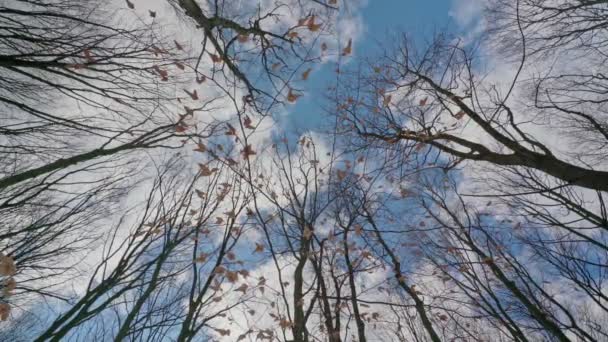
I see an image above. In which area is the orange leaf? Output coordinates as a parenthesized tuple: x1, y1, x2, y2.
(254, 243, 264, 253)
(287, 89, 301, 103)
(302, 68, 312, 80)
(454, 110, 465, 119)
(419, 97, 428, 106)
(306, 15, 322, 32)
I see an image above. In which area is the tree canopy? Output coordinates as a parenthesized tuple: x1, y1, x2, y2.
(1, 0, 607, 341)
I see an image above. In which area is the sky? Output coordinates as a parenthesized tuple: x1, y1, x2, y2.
(11, 1, 607, 341)
(2, 1, 489, 339)
(281, 0, 458, 133)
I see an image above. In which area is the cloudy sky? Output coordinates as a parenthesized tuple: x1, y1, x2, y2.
(282, 0, 470, 133)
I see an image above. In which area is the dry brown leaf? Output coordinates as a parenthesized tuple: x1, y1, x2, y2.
(234, 283, 248, 293)
(194, 253, 209, 263)
(225, 123, 237, 136)
(306, 15, 322, 32)
(243, 115, 255, 129)
(342, 38, 352, 56)
(354, 224, 363, 236)
(0, 255, 16, 277)
(198, 163, 217, 177)
(382, 94, 392, 107)
(195, 189, 206, 199)
(3, 277, 16, 296)
(83, 49, 94, 63)
(209, 53, 222, 63)
(0, 303, 9, 321)
(175, 123, 187, 133)
(254, 243, 264, 253)
(240, 144, 256, 159)
(183, 89, 198, 100)
(237, 34, 249, 43)
(214, 328, 231, 336)
(302, 68, 312, 80)
(193, 141, 207, 153)
(303, 225, 313, 240)
(226, 270, 239, 283)
(287, 89, 301, 103)
(279, 319, 292, 329)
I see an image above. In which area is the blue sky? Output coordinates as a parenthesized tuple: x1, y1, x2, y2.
(280, 0, 456, 133)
